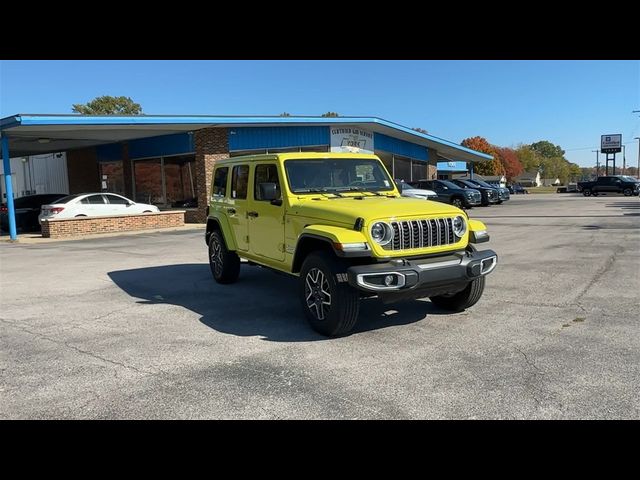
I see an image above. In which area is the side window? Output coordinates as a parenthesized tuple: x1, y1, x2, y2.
(105, 194, 129, 205)
(213, 167, 229, 198)
(81, 195, 105, 204)
(254, 164, 281, 201)
(231, 165, 249, 199)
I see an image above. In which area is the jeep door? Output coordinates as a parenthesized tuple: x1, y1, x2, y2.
(229, 164, 249, 251)
(248, 162, 285, 261)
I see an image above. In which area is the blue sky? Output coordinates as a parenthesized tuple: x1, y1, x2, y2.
(1, 60, 639, 167)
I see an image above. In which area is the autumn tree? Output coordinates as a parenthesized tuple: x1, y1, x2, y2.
(460, 136, 501, 176)
(72, 96, 142, 115)
(321, 112, 340, 117)
(494, 147, 523, 180)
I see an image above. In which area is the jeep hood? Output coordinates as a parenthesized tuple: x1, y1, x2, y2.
(290, 196, 463, 225)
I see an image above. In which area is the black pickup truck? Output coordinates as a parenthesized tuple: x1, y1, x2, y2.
(578, 176, 640, 197)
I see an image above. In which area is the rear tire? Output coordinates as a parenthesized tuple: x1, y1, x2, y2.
(208, 230, 240, 284)
(430, 276, 485, 312)
(299, 251, 359, 337)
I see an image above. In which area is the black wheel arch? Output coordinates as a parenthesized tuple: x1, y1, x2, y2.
(205, 218, 222, 246)
(292, 235, 336, 273)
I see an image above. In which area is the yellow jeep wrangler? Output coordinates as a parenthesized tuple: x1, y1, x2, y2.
(206, 152, 497, 336)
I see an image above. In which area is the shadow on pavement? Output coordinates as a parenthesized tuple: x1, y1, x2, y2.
(108, 263, 445, 342)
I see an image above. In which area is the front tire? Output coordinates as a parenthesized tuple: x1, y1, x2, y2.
(451, 197, 464, 209)
(623, 188, 633, 196)
(429, 276, 485, 312)
(583, 189, 592, 197)
(299, 251, 359, 337)
(208, 230, 240, 284)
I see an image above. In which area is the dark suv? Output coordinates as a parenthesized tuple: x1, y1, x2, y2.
(451, 179, 499, 206)
(0, 193, 67, 233)
(410, 179, 482, 209)
(468, 179, 510, 204)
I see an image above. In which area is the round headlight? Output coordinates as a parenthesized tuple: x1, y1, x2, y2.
(452, 216, 466, 238)
(370, 221, 393, 245)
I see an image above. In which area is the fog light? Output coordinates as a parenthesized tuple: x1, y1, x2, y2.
(384, 275, 394, 286)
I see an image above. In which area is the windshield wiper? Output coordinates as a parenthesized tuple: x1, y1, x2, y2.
(294, 188, 344, 197)
(335, 186, 383, 196)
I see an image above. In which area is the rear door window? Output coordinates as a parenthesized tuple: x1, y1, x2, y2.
(105, 194, 129, 205)
(81, 195, 106, 205)
(231, 165, 249, 199)
(213, 167, 229, 198)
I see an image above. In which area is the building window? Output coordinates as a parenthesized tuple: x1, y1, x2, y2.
(132, 154, 196, 207)
(164, 155, 196, 207)
(99, 161, 125, 196)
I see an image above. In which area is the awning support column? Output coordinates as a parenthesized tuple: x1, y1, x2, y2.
(1, 135, 17, 241)
(469, 162, 474, 180)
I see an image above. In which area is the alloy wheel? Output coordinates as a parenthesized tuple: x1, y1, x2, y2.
(305, 268, 332, 321)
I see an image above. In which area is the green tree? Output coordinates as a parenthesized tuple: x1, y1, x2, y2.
(530, 140, 565, 159)
(321, 112, 340, 117)
(279, 112, 291, 117)
(72, 96, 143, 115)
(515, 145, 543, 172)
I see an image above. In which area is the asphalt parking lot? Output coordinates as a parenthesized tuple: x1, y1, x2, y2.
(1, 194, 639, 419)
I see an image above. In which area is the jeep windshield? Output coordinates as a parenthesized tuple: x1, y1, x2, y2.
(285, 158, 395, 194)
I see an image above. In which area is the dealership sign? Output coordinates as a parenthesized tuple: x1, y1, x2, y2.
(601, 134, 622, 154)
(330, 126, 374, 153)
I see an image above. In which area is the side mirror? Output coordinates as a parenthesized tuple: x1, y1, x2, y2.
(259, 182, 278, 201)
(395, 181, 403, 192)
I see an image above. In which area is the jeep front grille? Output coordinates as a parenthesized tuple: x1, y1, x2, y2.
(383, 218, 456, 251)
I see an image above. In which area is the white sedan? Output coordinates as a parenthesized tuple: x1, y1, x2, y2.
(39, 193, 160, 224)
(396, 181, 438, 200)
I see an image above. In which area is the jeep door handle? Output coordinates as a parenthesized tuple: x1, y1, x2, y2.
(227, 208, 236, 215)
(247, 211, 259, 218)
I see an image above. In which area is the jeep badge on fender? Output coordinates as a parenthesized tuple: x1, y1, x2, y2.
(205, 152, 497, 337)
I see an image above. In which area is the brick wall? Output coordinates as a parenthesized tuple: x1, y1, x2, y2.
(67, 147, 100, 193)
(41, 211, 185, 238)
(193, 128, 229, 223)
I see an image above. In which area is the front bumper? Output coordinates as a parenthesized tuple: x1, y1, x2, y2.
(347, 248, 497, 297)
(465, 195, 482, 206)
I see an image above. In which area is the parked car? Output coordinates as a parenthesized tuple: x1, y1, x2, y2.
(1, 194, 68, 233)
(395, 180, 438, 201)
(410, 179, 482, 209)
(38, 193, 160, 224)
(577, 176, 640, 197)
(508, 184, 529, 194)
(206, 152, 497, 337)
(466, 178, 510, 204)
(451, 179, 499, 206)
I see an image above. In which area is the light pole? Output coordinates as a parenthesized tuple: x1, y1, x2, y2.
(622, 144, 625, 175)
(635, 137, 640, 179)
(591, 149, 599, 178)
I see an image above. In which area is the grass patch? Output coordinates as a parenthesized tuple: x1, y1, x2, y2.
(527, 186, 562, 194)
